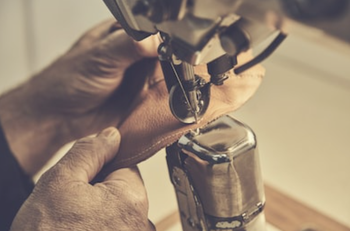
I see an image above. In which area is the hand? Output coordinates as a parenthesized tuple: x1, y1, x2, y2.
(0, 19, 159, 175)
(10, 127, 155, 231)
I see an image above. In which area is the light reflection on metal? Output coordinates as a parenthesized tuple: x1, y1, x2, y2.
(166, 115, 267, 231)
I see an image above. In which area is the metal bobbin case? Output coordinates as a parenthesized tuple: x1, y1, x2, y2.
(166, 115, 267, 231)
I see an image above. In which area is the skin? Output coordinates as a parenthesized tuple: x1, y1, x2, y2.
(0, 19, 159, 176)
(10, 127, 155, 231)
(0, 19, 158, 230)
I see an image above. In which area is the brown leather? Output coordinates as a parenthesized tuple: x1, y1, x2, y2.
(111, 51, 264, 169)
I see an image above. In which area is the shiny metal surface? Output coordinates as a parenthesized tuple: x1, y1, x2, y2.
(166, 115, 266, 231)
(166, 60, 210, 124)
(105, 0, 350, 65)
(105, 0, 277, 64)
(178, 116, 256, 162)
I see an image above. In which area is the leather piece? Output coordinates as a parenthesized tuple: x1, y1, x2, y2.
(111, 51, 265, 169)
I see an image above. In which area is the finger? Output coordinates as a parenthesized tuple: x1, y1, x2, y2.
(133, 35, 160, 58)
(55, 127, 121, 182)
(101, 167, 152, 230)
(82, 18, 119, 40)
(71, 18, 120, 49)
(103, 166, 144, 187)
(100, 166, 148, 205)
(101, 30, 159, 65)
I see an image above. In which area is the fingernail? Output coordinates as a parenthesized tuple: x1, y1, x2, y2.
(98, 127, 119, 138)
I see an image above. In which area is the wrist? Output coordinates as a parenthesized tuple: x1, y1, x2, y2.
(0, 85, 67, 176)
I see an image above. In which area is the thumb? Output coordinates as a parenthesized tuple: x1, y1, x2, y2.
(54, 127, 121, 182)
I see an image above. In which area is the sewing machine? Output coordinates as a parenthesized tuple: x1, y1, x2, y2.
(102, 1, 350, 230)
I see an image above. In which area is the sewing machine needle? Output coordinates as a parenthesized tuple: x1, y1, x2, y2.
(181, 62, 199, 123)
(170, 61, 199, 123)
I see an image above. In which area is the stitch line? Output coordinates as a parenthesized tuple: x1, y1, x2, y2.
(118, 130, 188, 164)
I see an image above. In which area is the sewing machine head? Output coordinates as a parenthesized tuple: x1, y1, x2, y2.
(103, 0, 349, 124)
(104, 0, 277, 63)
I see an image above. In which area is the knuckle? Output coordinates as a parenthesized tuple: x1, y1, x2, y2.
(39, 164, 65, 185)
(74, 136, 106, 154)
(34, 167, 68, 199)
(112, 180, 149, 209)
(76, 136, 96, 146)
(106, 181, 150, 229)
(85, 48, 119, 76)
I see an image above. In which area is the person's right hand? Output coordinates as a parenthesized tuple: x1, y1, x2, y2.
(10, 127, 155, 231)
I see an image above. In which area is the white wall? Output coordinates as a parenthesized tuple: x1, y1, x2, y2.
(0, 1, 29, 92)
(1, 0, 349, 227)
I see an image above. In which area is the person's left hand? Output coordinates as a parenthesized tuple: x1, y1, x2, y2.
(0, 19, 159, 175)
(10, 127, 155, 231)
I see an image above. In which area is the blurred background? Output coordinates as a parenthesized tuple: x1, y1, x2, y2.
(1, 1, 349, 230)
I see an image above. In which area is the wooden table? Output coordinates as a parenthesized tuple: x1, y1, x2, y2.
(156, 185, 350, 231)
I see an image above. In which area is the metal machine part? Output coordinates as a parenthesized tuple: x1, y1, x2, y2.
(158, 42, 211, 123)
(104, 0, 350, 124)
(103, 0, 284, 123)
(166, 116, 266, 231)
(103, 0, 350, 63)
(103, 0, 278, 65)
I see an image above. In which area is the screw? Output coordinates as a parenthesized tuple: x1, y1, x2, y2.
(173, 176, 181, 186)
(188, 218, 196, 227)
